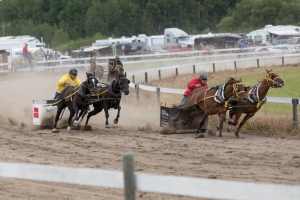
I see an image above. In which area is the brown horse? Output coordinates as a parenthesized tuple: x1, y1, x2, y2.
(11, 48, 45, 73)
(224, 69, 285, 137)
(107, 58, 124, 83)
(88, 58, 104, 81)
(172, 77, 248, 138)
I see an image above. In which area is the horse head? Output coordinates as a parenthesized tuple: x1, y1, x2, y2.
(108, 58, 116, 69)
(225, 77, 248, 103)
(85, 72, 98, 94)
(264, 69, 285, 88)
(115, 72, 130, 95)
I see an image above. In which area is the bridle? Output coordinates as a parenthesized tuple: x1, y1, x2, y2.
(232, 82, 246, 100)
(265, 72, 282, 88)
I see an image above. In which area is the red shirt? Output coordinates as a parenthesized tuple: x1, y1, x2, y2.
(23, 45, 29, 54)
(183, 78, 208, 96)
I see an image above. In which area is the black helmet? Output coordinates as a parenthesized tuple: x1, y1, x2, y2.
(69, 68, 78, 75)
(115, 55, 120, 59)
(199, 74, 207, 80)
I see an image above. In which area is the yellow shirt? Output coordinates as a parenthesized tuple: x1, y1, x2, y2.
(55, 74, 82, 93)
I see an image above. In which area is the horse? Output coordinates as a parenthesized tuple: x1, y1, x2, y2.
(223, 69, 285, 138)
(107, 58, 124, 83)
(83, 72, 130, 129)
(11, 48, 45, 73)
(88, 57, 104, 81)
(172, 77, 248, 138)
(52, 72, 98, 133)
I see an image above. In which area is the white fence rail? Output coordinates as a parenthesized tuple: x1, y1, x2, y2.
(0, 154, 300, 200)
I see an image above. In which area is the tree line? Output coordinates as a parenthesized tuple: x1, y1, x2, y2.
(0, 0, 299, 51)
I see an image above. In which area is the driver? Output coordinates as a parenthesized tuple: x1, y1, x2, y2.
(22, 42, 32, 65)
(54, 69, 82, 100)
(179, 73, 208, 107)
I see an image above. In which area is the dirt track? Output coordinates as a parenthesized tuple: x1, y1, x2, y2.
(0, 71, 300, 200)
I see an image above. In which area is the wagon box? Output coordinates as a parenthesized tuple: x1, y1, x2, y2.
(32, 99, 69, 126)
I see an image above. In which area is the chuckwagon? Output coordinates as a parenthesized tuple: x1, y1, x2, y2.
(160, 102, 208, 132)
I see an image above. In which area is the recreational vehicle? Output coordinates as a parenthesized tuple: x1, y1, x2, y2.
(247, 25, 300, 46)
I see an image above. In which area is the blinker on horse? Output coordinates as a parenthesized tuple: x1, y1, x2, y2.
(172, 77, 248, 138)
(52, 72, 98, 133)
(107, 58, 124, 83)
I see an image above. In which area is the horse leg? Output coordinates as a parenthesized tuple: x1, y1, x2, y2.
(181, 109, 203, 125)
(77, 108, 89, 124)
(72, 103, 80, 127)
(234, 114, 255, 138)
(103, 102, 110, 128)
(85, 104, 102, 126)
(172, 109, 183, 122)
(113, 105, 121, 124)
(217, 112, 226, 138)
(227, 110, 243, 132)
(195, 114, 208, 138)
(67, 110, 76, 132)
(53, 105, 66, 132)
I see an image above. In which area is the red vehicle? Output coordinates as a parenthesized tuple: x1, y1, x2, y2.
(163, 44, 193, 57)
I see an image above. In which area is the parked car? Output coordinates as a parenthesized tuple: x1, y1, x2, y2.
(149, 46, 169, 58)
(267, 45, 299, 55)
(163, 44, 193, 57)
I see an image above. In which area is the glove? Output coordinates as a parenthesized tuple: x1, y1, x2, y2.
(65, 81, 71, 85)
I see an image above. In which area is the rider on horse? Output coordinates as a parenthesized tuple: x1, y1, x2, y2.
(114, 55, 123, 68)
(22, 42, 32, 66)
(179, 74, 209, 106)
(54, 69, 82, 100)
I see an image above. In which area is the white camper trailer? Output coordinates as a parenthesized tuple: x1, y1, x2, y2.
(247, 25, 300, 45)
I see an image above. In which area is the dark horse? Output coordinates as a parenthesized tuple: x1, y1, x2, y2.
(107, 58, 124, 83)
(222, 69, 285, 137)
(84, 72, 130, 128)
(52, 72, 98, 133)
(172, 78, 248, 138)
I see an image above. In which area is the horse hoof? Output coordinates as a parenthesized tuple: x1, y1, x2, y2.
(105, 124, 110, 128)
(236, 135, 244, 139)
(82, 125, 92, 131)
(73, 122, 78, 127)
(194, 133, 205, 138)
(172, 117, 177, 122)
(67, 126, 71, 132)
(227, 126, 232, 132)
(180, 120, 185, 125)
(52, 129, 60, 133)
(113, 119, 118, 124)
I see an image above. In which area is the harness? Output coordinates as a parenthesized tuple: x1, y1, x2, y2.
(196, 82, 245, 113)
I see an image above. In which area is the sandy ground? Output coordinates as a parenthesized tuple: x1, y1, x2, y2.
(0, 71, 300, 200)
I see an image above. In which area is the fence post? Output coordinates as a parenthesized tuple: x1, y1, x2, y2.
(158, 70, 161, 81)
(257, 59, 259, 68)
(123, 153, 136, 200)
(292, 98, 298, 129)
(156, 87, 160, 108)
(175, 68, 178, 76)
(132, 75, 135, 84)
(135, 84, 139, 101)
(234, 61, 237, 70)
(193, 65, 195, 74)
(282, 57, 284, 67)
(213, 63, 215, 73)
(145, 72, 148, 83)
